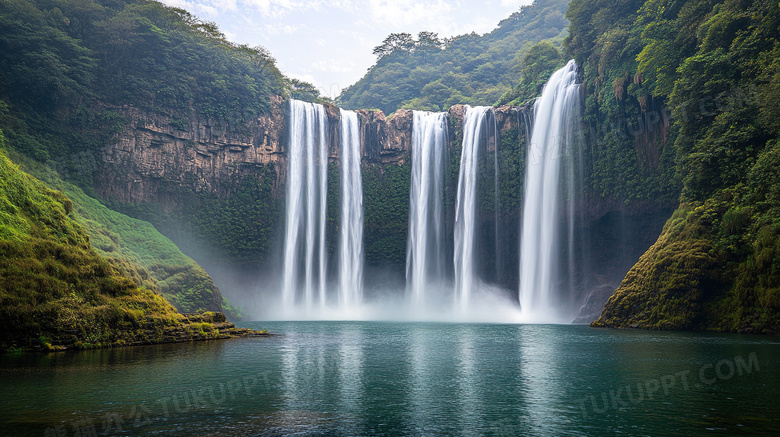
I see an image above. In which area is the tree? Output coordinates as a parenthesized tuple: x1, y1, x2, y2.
(417, 31, 442, 50)
(285, 78, 321, 102)
(237, 44, 275, 74)
(372, 32, 415, 60)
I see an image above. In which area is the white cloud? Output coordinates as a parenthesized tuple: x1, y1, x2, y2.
(263, 22, 301, 35)
(160, 0, 221, 17)
(162, 0, 341, 18)
(367, 0, 454, 31)
(159, 0, 526, 92)
(312, 58, 355, 74)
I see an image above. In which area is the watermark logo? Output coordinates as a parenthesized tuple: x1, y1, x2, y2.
(577, 352, 760, 418)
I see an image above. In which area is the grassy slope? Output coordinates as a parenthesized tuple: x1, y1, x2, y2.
(65, 185, 241, 317)
(5, 146, 242, 319)
(0, 131, 187, 350)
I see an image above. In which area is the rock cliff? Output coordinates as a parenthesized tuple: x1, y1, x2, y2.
(95, 100, 669, 323)
(97, 101, 522, 207)
(98, 96, 286, 206)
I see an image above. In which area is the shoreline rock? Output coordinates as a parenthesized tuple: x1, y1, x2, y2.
(23, 312, 270, 353)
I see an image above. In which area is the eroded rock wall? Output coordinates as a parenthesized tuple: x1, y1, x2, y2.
(98, 96, 286, 207)
(97, 102, 521, 207)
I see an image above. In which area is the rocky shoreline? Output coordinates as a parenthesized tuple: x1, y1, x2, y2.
(32, 312, 270, 353)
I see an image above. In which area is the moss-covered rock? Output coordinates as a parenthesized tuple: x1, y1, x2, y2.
(594, 189, 780, 334)
(592, 204, 721, 330)
(0, 130, 259, 351)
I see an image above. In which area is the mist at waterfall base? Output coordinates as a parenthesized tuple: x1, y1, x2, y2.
(259, 63, 583, 323)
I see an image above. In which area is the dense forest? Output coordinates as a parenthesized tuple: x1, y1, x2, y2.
(338, 0, 570, 114)
(0, 0, 293, 183)
(565, 0, 780, 332)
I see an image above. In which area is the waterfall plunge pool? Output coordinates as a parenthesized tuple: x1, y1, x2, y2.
(2, 322, 779, 436)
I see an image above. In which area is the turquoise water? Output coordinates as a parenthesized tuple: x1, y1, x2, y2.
(1, 322, 779, 436)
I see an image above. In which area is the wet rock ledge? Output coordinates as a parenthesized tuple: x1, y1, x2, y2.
(165, 312, 271, 343)
(38, 312, 270, 352)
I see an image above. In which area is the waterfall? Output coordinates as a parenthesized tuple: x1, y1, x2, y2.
(453, 106, 495, 311)
(338, 109, 364, 308)
(406, 111, 448, 305)
(519, 60, 581, 322)
(282, 99, 329, 312)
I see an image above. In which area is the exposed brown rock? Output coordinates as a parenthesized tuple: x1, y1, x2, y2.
(98, 96, 286, 206)
(356, 109, 413, 165)
(96, 99, 524, 208)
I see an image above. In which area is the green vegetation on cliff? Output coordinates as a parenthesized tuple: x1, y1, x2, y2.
(595, 184, 780, 333)
(107, 163, 283, 271)
(363, 162, 412, 265)
(0, 0, 262, 321)
(0, 0, 293, 188)
(565, 0, 681, 206)
(581, 0, 780, 332)
(339, 0, 571, 114)
(0, 129, 183, 350)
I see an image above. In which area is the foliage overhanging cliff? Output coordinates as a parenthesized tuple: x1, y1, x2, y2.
(570, 0, 780, 333)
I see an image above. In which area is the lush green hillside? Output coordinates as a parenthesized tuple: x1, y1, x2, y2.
(338, 0, 571, 114)
(68, 184, 240, 315)
(575, 0, 780, 332)
(0, 129, 182, 350)
(0, 0, 291, 186)
(0, 0, 286, 319)
(6, 150, 236, 315)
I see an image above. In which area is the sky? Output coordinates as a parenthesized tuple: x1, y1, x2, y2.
(160, 0, 535, 99)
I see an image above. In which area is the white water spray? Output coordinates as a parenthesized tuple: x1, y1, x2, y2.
(338, 109, 364, 308)
(281, 99, 329, 314)
(406, 111, 448, 305)
(519, 60, 581, 322)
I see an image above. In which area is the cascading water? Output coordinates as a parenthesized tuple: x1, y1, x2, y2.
(453, 106, 496, 311)
(518, 60, 582, 322)
(406, 111, 448, 305)
(282, 99, 329, 313)
(338, 109, 364, 308)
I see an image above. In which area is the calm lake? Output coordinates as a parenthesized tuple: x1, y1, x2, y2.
(2, 322, 779, 436)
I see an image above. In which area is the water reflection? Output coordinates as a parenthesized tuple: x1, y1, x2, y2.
(408, 324, 432, 431)
(1, 323, 779, 436)
(456, 324, 480, 432)
(338, 323, 364, 432)
(518, 325, 563, 434)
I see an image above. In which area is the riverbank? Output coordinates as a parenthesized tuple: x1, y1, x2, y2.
(10, 312, 269, 353)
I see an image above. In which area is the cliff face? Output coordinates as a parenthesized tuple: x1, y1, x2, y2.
(96, 100, 670, 322)
(96, 102, 521, 207)
(98, 96, 286, 206)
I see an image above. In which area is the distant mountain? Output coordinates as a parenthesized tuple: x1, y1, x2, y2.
(338, 0, 571, 115)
